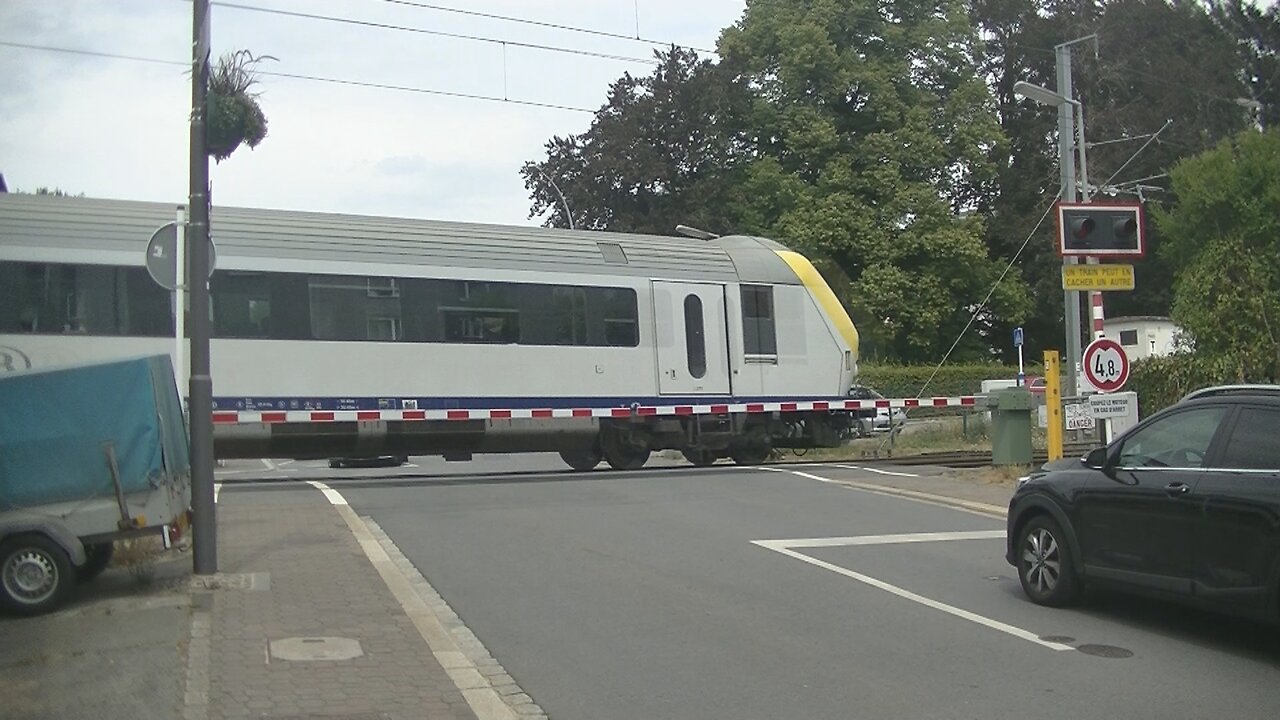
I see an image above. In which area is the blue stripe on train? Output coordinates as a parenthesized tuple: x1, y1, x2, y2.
(211, 395, 853, 412)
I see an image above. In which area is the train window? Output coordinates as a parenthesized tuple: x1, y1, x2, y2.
(440, 280, 520, 344)
(740, 285, 777, 357)
(0, 261, 171, 336)
(684, 294, 706, 379)
(550, 286, 587, 345)
(595, 288, 639, 347)
(308, 274, 403, 342)
(213, 272, 275, 338)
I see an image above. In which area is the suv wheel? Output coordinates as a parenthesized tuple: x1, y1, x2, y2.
(1016, 515, 1079, 607)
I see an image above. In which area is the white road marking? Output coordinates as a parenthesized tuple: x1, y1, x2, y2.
(832, 464, 920, 478)
(213, 482, 221, 503)
(763, 530, 1005, 549)
(304, 479, 518, 719)
(750, 467, 1005, 518)
(261, 458, 276, 470)
(306, 480, 348, 506)
(752, 532, 1072, 652)
(404, 462, 420, 468)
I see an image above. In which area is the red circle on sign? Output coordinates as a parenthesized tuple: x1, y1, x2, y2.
(1083, 338, 1130, 393)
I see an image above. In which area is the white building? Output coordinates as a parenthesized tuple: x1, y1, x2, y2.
(1103, 316, 1183, 362)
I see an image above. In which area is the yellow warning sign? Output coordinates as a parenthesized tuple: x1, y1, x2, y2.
(1062, 264, 1135, 291)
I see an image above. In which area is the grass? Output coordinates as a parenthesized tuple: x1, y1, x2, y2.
(111, 536, 164, 586)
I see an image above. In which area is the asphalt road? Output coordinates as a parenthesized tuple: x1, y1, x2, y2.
(219, 456, 1280, 720)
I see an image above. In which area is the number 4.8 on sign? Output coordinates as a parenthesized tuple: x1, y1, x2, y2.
(1083, 338, 1130, 393)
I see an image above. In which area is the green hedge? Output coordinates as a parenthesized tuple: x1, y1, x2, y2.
(858, 363, 1030, 398)
(1127, 353, 1267, 416)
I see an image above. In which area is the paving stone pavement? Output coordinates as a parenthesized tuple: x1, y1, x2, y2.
(198, 486, 478, 720)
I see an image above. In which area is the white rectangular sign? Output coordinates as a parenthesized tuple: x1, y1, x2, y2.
(1065, 402, 1095, 431)
(1089, 393, 1135, 419)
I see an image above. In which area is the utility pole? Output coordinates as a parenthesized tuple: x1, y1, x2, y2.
(1056, 41, 1081, 398)
(189, 0, 217, 575)
(1054, 35, 1096, 397)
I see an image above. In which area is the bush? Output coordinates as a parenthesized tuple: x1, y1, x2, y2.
(858, 363, 1031, 398)
(1128, 352, 1272, 416)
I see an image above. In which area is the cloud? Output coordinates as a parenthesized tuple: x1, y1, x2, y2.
(2, 0, 744, 225)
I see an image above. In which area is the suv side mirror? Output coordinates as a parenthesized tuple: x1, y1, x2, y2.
(1083, 447, 1109, 469)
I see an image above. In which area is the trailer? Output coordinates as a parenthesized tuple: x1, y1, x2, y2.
(0, 355, 191, 614)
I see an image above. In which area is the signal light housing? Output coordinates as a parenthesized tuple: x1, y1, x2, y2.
(1056, 201, 1145, 258)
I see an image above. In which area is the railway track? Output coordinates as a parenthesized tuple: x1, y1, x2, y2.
(818, 445, 1096, 469)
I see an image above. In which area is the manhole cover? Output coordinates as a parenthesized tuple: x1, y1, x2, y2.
(269, 636, 363, 661)
(1076, 643, 1134, 659)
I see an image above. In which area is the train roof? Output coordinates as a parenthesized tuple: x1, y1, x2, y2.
(0, 194, 802, 285)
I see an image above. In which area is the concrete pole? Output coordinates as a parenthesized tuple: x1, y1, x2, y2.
(189, 0, 217, 575)
(1056, 42, 1081, 398)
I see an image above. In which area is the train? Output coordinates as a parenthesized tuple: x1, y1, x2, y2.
(0, 194, 863, 470)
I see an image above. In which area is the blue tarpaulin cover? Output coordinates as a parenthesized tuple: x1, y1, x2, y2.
(0, 355, 189, 511)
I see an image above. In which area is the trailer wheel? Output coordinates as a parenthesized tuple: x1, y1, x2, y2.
(1, 534, 77, 616)
(76, 542, 115, 583)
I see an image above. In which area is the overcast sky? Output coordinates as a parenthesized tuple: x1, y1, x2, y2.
(0, 0, 744, 226)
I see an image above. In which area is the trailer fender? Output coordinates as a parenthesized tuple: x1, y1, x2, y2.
(0, 514, 88, 566)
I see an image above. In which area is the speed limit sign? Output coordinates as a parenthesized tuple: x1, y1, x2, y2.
(1083, 338, 1130, 393)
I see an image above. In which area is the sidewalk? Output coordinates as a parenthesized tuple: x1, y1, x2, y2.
(192, 486, 479, 720)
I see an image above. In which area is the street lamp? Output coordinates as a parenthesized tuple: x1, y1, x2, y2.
(531, 166, 575, 230)
(1014, 81, 1089, 201)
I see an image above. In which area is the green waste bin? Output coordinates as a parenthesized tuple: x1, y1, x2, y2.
(990, 387, 1033, 466)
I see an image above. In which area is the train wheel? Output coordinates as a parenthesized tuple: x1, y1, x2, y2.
(729, 441, 771, 466)
(680, 448, 718, 467)
(559, 449, 602, 472)
(604, 444, 649, 470)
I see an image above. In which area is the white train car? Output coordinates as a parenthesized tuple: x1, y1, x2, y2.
(0, 194, 862, 470)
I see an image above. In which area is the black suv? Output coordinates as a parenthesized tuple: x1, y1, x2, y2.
(1006, 385, 1280, 622)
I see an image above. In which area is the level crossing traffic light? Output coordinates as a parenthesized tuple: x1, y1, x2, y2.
(1055, 201, 1145, 258)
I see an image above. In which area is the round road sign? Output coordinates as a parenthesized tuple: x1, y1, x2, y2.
(1083, 337, 1129, 393)
(146, 222, 216, 290)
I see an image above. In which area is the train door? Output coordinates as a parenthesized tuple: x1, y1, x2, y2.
(651, 281, 731, 395)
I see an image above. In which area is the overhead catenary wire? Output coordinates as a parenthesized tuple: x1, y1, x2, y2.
(376, 0, 718, 55)
(911, 193, 1064, 401)
(0, 40, 595, 113)
(211, 1, 660, 66)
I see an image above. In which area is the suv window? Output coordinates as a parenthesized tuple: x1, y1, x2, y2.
(1117, 406, 1227, 469)
(1219, 407, 1280, 470)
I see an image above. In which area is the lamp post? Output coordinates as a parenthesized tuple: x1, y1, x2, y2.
(1014, 79, 1091, 396)
(532, 167, 574, 230)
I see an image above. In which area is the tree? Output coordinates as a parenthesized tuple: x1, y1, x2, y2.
(1208, 0, 1280, 130)
(521, 48, 751, 235)
(1154, 128, 1280, 381)
(716, 0, 1031, 361)
(971, 0, 1256, 360)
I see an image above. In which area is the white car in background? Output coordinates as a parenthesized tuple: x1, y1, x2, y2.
(847, 386, 907, 436)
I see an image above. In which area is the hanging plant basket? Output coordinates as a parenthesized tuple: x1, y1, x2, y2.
(206, 50, 273, 162)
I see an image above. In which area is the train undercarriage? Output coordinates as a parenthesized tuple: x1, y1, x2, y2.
(212, 410, 861, 471)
